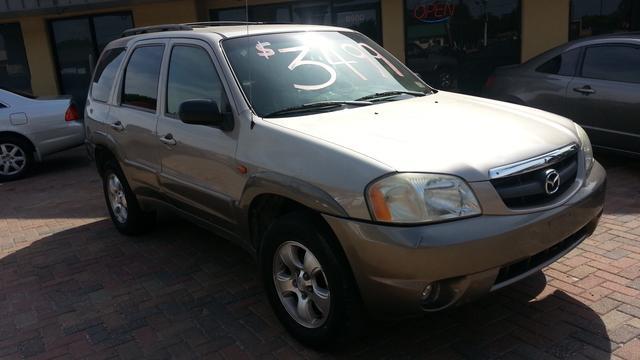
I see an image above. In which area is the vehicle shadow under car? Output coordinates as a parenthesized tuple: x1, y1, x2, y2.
(0, 215, 613, 359)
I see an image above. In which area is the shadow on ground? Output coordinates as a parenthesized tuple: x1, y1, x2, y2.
(0, 216, 613, 359)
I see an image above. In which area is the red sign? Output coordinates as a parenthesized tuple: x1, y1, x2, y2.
(414, 2, 457, 23)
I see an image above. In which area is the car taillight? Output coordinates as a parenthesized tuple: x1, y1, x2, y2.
(484, 75, 496, 89)
(65, 104, 80, 122)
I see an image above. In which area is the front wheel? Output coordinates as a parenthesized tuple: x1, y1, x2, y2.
(260, 212, 363, 348)
(102, 160, 155, 235)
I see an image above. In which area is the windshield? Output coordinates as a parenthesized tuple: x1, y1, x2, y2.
(222, 31, 431, 117)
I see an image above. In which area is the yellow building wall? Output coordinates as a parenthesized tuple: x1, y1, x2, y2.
(521, 0, 570, 62)
(381, 0, 404, 62)
(0, 0, 198, 97)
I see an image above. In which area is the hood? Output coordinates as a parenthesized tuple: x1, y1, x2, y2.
(266, 91, 579, 182)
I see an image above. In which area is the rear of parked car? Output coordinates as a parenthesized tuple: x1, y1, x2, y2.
(85, 23, 606, 348)
(0, 88, 83, 181)
(484, 34, 640, 157)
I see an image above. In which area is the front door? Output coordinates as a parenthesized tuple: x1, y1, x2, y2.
(156, 40, 241, 233)
(564, 44, 640, 154)
(50, 12, 133, 109)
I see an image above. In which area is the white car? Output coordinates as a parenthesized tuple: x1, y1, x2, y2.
(0, 88, 85, 181)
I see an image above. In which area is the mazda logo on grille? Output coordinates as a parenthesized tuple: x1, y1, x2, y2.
(544, 169, 561, 195)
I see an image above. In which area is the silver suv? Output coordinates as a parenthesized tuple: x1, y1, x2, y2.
(85, 23, 606, 347)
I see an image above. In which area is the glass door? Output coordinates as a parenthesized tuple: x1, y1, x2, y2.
(50, 12, 133, 109)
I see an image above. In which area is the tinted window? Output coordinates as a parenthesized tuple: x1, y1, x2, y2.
(582, 45, 640, 83)
(405, 0, 521, 93)
(166, 45, 227, 116)
(122, 46, 164, 111)
(536, 48, 580, 76)
(91, 48, 125, 102)
(570, 0, 639, 40)
(0, 23, 31, 94)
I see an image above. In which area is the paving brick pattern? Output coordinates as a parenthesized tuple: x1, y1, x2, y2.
(0, 148, 638, 359)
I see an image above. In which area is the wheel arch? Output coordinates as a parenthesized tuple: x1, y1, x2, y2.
(238, 172, 349, 249)
(93, 143, 120, 177)
(0, 131, 38, 160)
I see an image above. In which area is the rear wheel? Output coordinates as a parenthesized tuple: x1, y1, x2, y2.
(260, 212, 363, 348)
(0, 135, 32, 182)
(102, 160, 155, 235)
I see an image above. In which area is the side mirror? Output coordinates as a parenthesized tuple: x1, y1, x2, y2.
(178, 99, 233, 131)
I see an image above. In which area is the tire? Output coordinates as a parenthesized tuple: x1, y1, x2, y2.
(101, 160, 155, 235)
(0, 135, 33, 182)
(260, 212, 364, 348)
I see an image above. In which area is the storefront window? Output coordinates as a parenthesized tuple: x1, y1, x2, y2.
(405, 0, 521, 94)
(0, 23, 32, 94)
(50, 12, 133, 109)
(570, 0, 639, 39)
(210, 0, 381, 43)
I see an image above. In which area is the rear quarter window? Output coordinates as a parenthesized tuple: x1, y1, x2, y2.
(536, 48, 580, 76)
(91, 48, 126, 103)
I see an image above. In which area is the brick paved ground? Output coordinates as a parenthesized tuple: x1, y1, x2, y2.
(0, 147, 639, 359)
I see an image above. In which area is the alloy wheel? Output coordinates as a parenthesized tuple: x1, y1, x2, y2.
(107, 173, 128, 223)
(0, 143, 26, 176)
(273, 241, 331, 328)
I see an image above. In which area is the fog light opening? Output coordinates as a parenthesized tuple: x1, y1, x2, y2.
(420, 282, 440, 305)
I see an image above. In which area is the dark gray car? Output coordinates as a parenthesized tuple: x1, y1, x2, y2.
(484, 33, 640, 156)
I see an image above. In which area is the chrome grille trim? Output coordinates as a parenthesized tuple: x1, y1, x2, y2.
(489, 144, 579, 180)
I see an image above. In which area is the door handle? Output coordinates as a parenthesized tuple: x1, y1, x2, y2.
(573, 86, 596, 95)
(110, 121, 124, 131)
(159, 133, 177, 146)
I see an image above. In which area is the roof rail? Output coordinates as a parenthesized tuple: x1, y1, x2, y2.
(121, 24, 192, 38)
(184, 21, 264, 27)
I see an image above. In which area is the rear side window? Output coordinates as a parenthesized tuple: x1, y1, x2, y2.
(121, 45, 164, 111)
(536, 48, 580, 76)
(166, 45, 228, 116)
(91, 48, 125, 102)
(581, 45, 640, 83)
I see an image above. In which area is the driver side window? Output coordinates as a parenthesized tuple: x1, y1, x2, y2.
(166, 45, 229, 117)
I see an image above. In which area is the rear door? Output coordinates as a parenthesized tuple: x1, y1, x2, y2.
(565, 43, 640, 154)
(86, 47, 127, 146)
(156, 39, 241, 233)
(523, 47, 581, 116)
(109, 40, 167, 194)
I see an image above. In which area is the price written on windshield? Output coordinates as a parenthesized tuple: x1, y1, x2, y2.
(255, 41, 404, 91)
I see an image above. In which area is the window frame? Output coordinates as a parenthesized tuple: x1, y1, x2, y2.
(117, 42, 167, 114)
(164, 43, 229, 119)
(48, 11, 134, 105)
(90, 47, 127, 104)
(535, 47, 582, 77)
(159, 38, 237, 127)
(0, 22, 32, 95)
(578, 43, 640, 84)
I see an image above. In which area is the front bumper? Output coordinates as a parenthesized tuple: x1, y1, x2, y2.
(323, 162, 606, 318)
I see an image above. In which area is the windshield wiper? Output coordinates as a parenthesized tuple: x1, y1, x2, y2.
(355, 90, 427, 102)
(263, 100, 372, 118)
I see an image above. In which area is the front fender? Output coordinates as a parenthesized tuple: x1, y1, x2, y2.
(235, 171, 349, 245)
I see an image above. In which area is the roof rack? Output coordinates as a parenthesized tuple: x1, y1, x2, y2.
(184, 21, 264, 27)
(121, 21, 267, 38)
(121, 24, 192, 37)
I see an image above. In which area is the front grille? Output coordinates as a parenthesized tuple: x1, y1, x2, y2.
(491, 151, 578, 209)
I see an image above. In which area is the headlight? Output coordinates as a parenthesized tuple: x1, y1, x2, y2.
(575, 124, 594, 174)
(366, 173, 481, 224)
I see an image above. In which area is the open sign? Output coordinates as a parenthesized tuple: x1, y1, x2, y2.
(413, 1, 457, 24)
